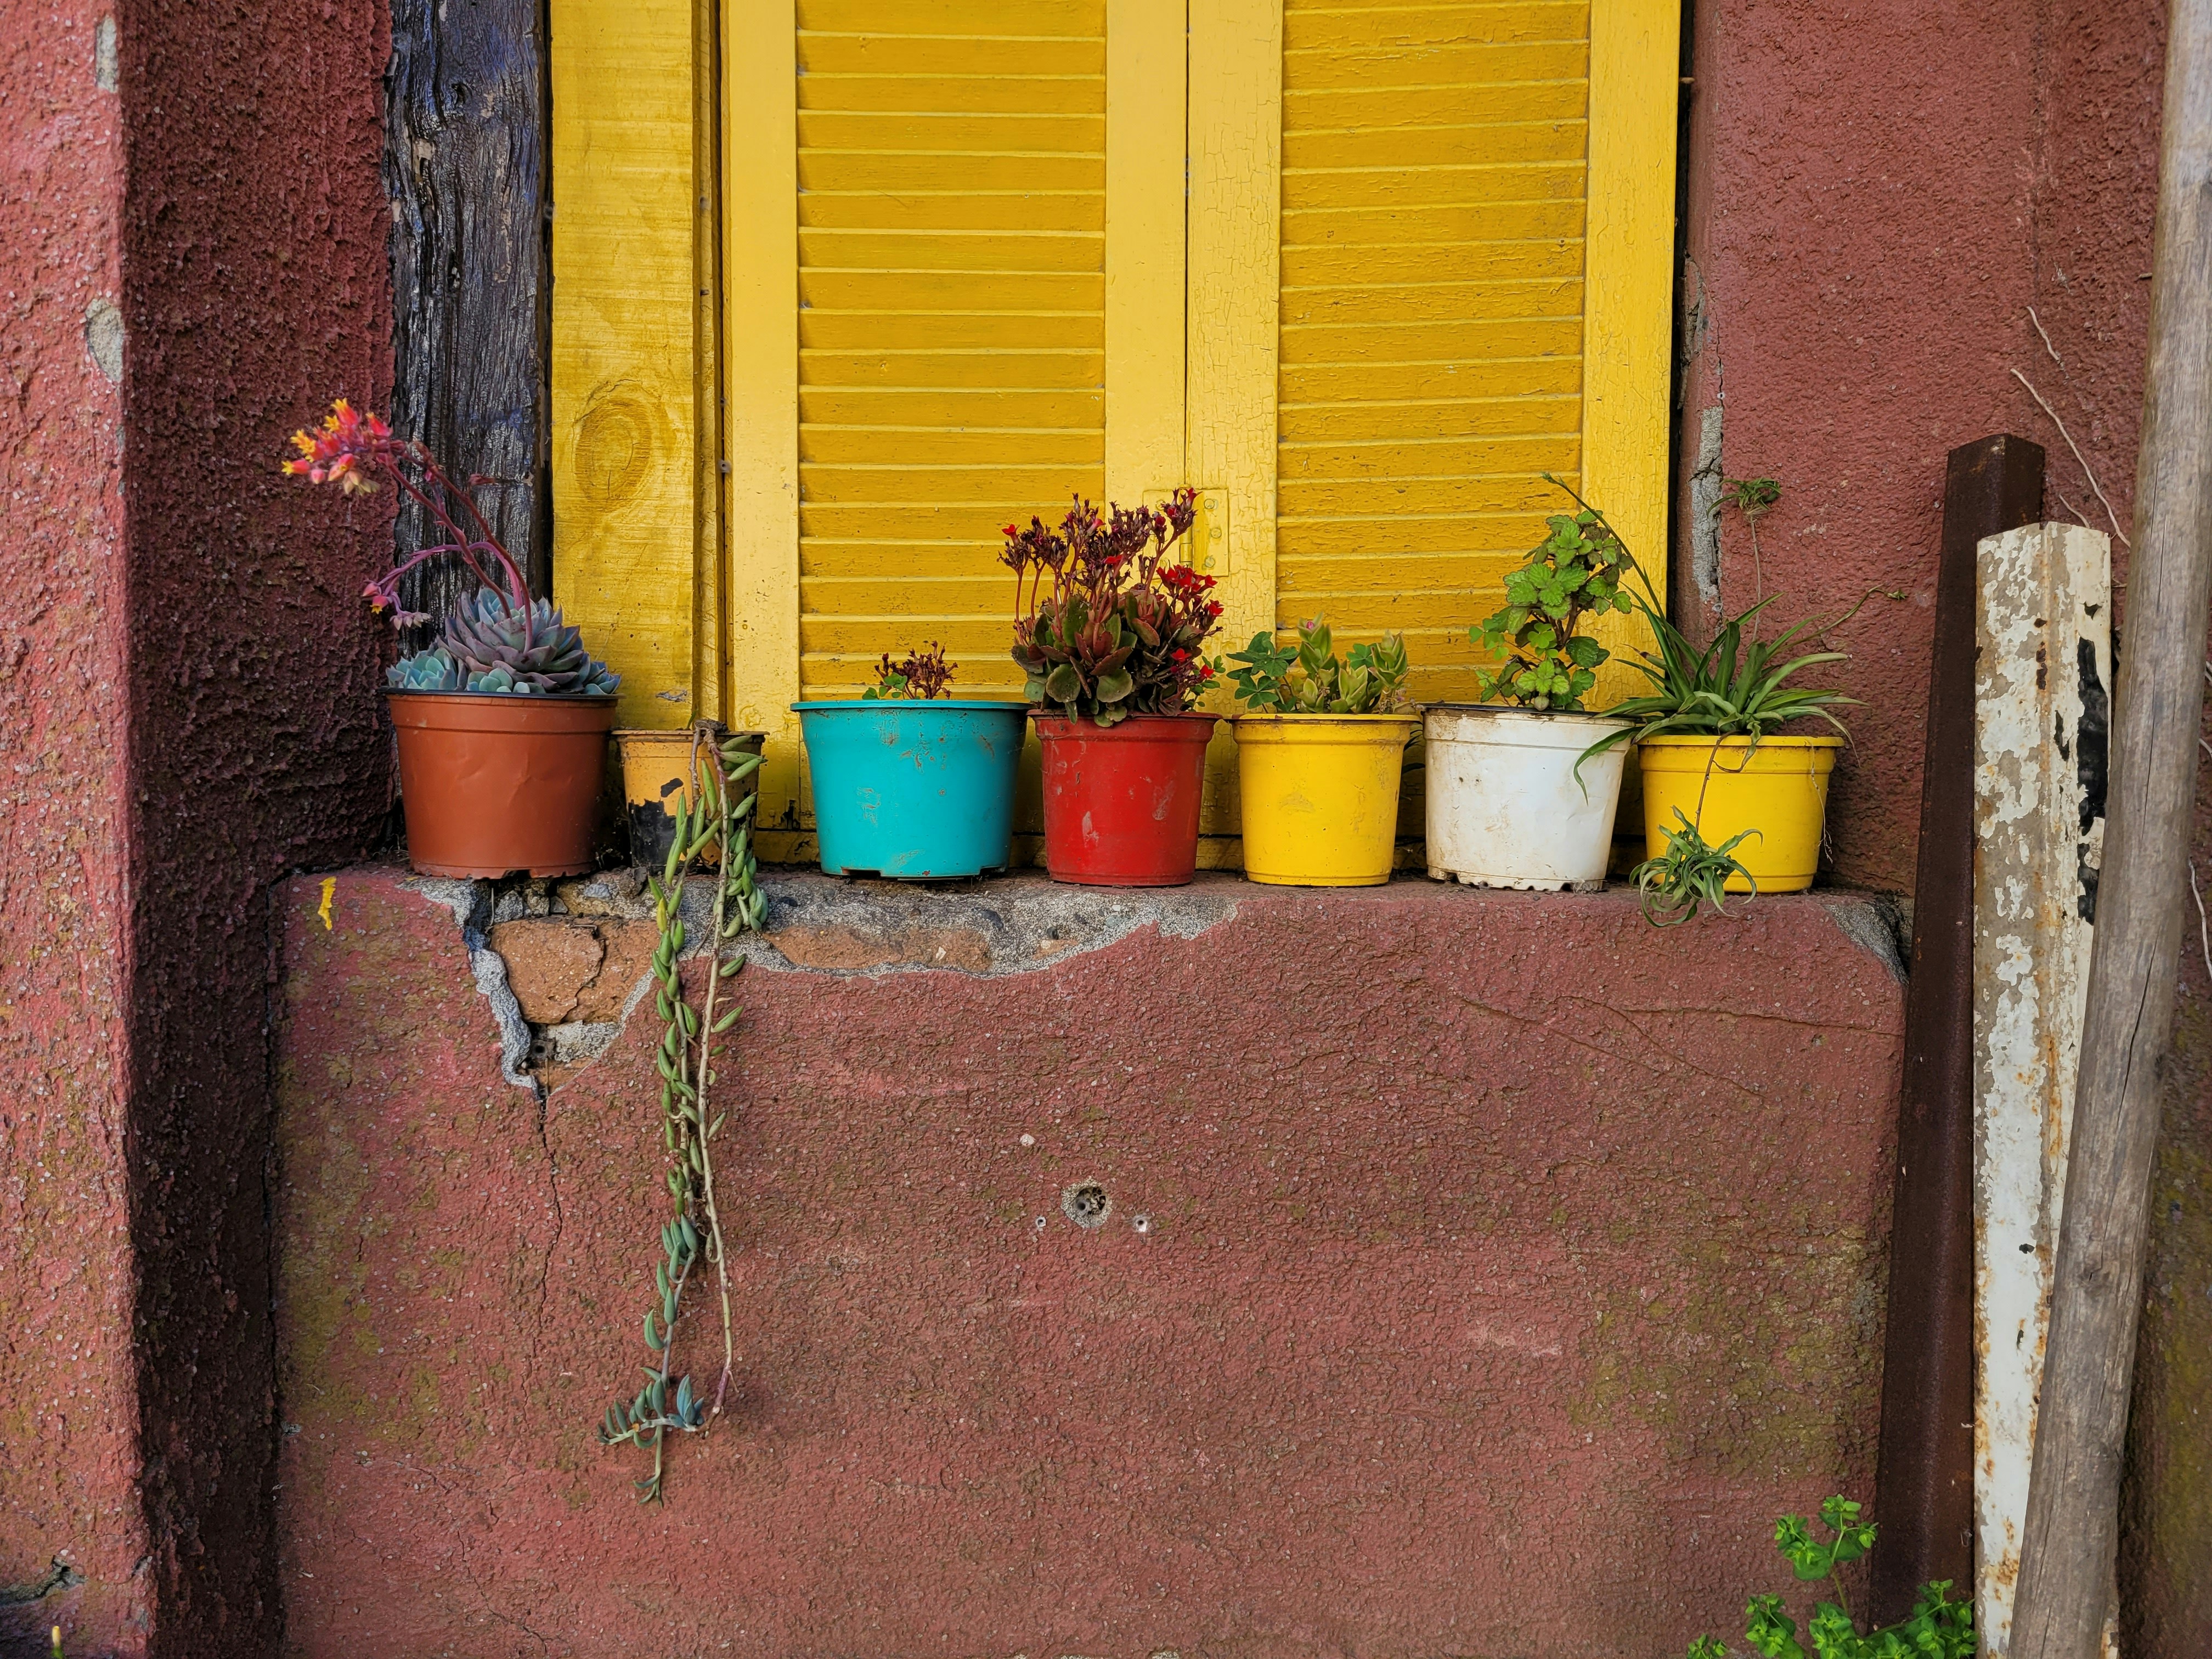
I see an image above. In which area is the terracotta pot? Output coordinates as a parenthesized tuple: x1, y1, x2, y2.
(1034, 712, 1218, 887)
(386, 690, 617, 878)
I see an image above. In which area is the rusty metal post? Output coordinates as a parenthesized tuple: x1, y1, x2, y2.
(1870, 435, 2044, 1622)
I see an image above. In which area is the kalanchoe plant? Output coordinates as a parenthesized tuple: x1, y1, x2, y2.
(1471, 473, 1638, 710)
(862, 642, 956, 701)
(284, 398, 619, 697)
(1004, 489, 1222, 726)
(1685, 1496, 1973, 1659)
(1220, 618, 1412, 714)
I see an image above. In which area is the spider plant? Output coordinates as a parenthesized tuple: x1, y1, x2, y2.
(1581, 589, 1860, 766)
(1632, 810, 1759, 927)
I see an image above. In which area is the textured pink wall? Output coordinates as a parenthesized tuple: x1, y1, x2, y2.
(0, 4, 147, 1654)
(1, 2, 394, 1655)
(1677, 0, 2162, 893)
(114, 1, 394, 1652)
(273, 871, 1908, 1658)
(1679, 0, 2209, 1637)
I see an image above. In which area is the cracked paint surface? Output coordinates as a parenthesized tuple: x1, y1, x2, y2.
(274, 866, 1905, 1658)
(1970, 523, 2112, 1650)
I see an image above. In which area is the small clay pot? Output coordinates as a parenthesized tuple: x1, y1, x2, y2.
(386, 690, 618, 878)
(616, 725, 766, 872)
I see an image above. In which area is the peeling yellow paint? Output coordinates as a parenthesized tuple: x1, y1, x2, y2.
(318, 877, 336, 932)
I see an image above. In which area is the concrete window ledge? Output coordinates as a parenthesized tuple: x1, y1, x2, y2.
(430, 864, 1905, 1087)
(269, 861, 1909, 1657)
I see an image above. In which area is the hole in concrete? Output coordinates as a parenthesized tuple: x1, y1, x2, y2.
(1061, 1181, 1111, 1229)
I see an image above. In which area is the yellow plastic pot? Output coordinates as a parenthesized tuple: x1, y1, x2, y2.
(616, 724, 765, 872)
(1638, 735, 1843, 893)
(1233, 713, 1420, 886)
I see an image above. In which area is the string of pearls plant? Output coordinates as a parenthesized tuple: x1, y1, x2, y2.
(596, 726, 767, 1502)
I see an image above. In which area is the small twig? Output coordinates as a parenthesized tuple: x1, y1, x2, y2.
(2011, 366, 2131, 548)
(2028, 304, 2066, 370)
(2052, 486, 2095, 534)
(2192, 862, 2212, 986)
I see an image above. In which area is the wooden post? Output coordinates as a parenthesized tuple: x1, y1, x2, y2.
(2009, 0, 2212, 1650)
(386, 0, 554, 618)
(1869, 435, 2042, 1623)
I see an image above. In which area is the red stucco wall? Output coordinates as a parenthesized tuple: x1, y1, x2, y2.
(2, 2, 394, 1654)
(1677, 0, 2162, 894)
(0, 5, 145, 1654)
(273, 870, 1908, 1658)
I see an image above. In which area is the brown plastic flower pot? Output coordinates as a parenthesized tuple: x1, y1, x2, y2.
(385, 690, 618, 878)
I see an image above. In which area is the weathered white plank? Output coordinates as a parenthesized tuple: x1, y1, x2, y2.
(1971, 521, 2112, 1655)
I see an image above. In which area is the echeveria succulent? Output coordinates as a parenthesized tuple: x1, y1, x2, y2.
(387, 645, 469, 691)
(441, 589, 619, 696)
(286, 399, 619, 698)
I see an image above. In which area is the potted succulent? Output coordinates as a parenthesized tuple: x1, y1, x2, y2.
(1595, 584, 1859, 915)
(285, 399, 620, 878)
(1425, 484, 1638, 890)
(1221, 618, 1417, 885)
(1005, 490, 1226, 887)
(793, 643, 1027, 879)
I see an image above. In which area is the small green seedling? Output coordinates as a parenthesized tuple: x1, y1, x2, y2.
(1685, 1496, 1974, 1659)
(1470, 475, 1638, 711)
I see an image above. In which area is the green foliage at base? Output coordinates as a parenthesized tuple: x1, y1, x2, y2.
(1685, 1497, 1973, 1659)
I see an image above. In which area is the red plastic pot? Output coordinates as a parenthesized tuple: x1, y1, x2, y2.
(386, 690, 617, 877)
(1035, 712, 1220, 887)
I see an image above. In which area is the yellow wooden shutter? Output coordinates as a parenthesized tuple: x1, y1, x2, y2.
(554, 0, 1674, 851)
(793, 0, 1108, 706)
(1276, 0, 1674, 706)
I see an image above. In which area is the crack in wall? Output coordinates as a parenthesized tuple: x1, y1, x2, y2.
(402, 877, 539, 1095)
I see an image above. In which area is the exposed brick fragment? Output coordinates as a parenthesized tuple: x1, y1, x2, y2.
(488, 918, 603, 1024)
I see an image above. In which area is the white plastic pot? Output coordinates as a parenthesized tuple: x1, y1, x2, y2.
(1423, 704, 1634, 890)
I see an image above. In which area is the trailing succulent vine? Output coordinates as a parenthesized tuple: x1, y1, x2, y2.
(596, 725, 768, 1502)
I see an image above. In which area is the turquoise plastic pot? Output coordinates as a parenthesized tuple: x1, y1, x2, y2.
(794, 699, 1029, 879)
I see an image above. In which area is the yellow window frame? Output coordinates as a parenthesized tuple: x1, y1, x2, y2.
(551, 0, 1679, 862)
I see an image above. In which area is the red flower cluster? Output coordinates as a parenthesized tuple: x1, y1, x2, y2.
(284, 397, 532, 624)
(1003, 489, 1222, 724)
(283, 398, 399, 495)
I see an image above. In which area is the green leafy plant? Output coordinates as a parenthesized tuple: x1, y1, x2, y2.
(596, 725, 767, 1502)
(1005, 490, 1222, 726)
(1469, 473, 1639, 710)
(1632, 810, 1758, 927)
(1218, 618, 1412, 714)
(862, 641, 956, 701)
(1685, 1496, 1973, 1659)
